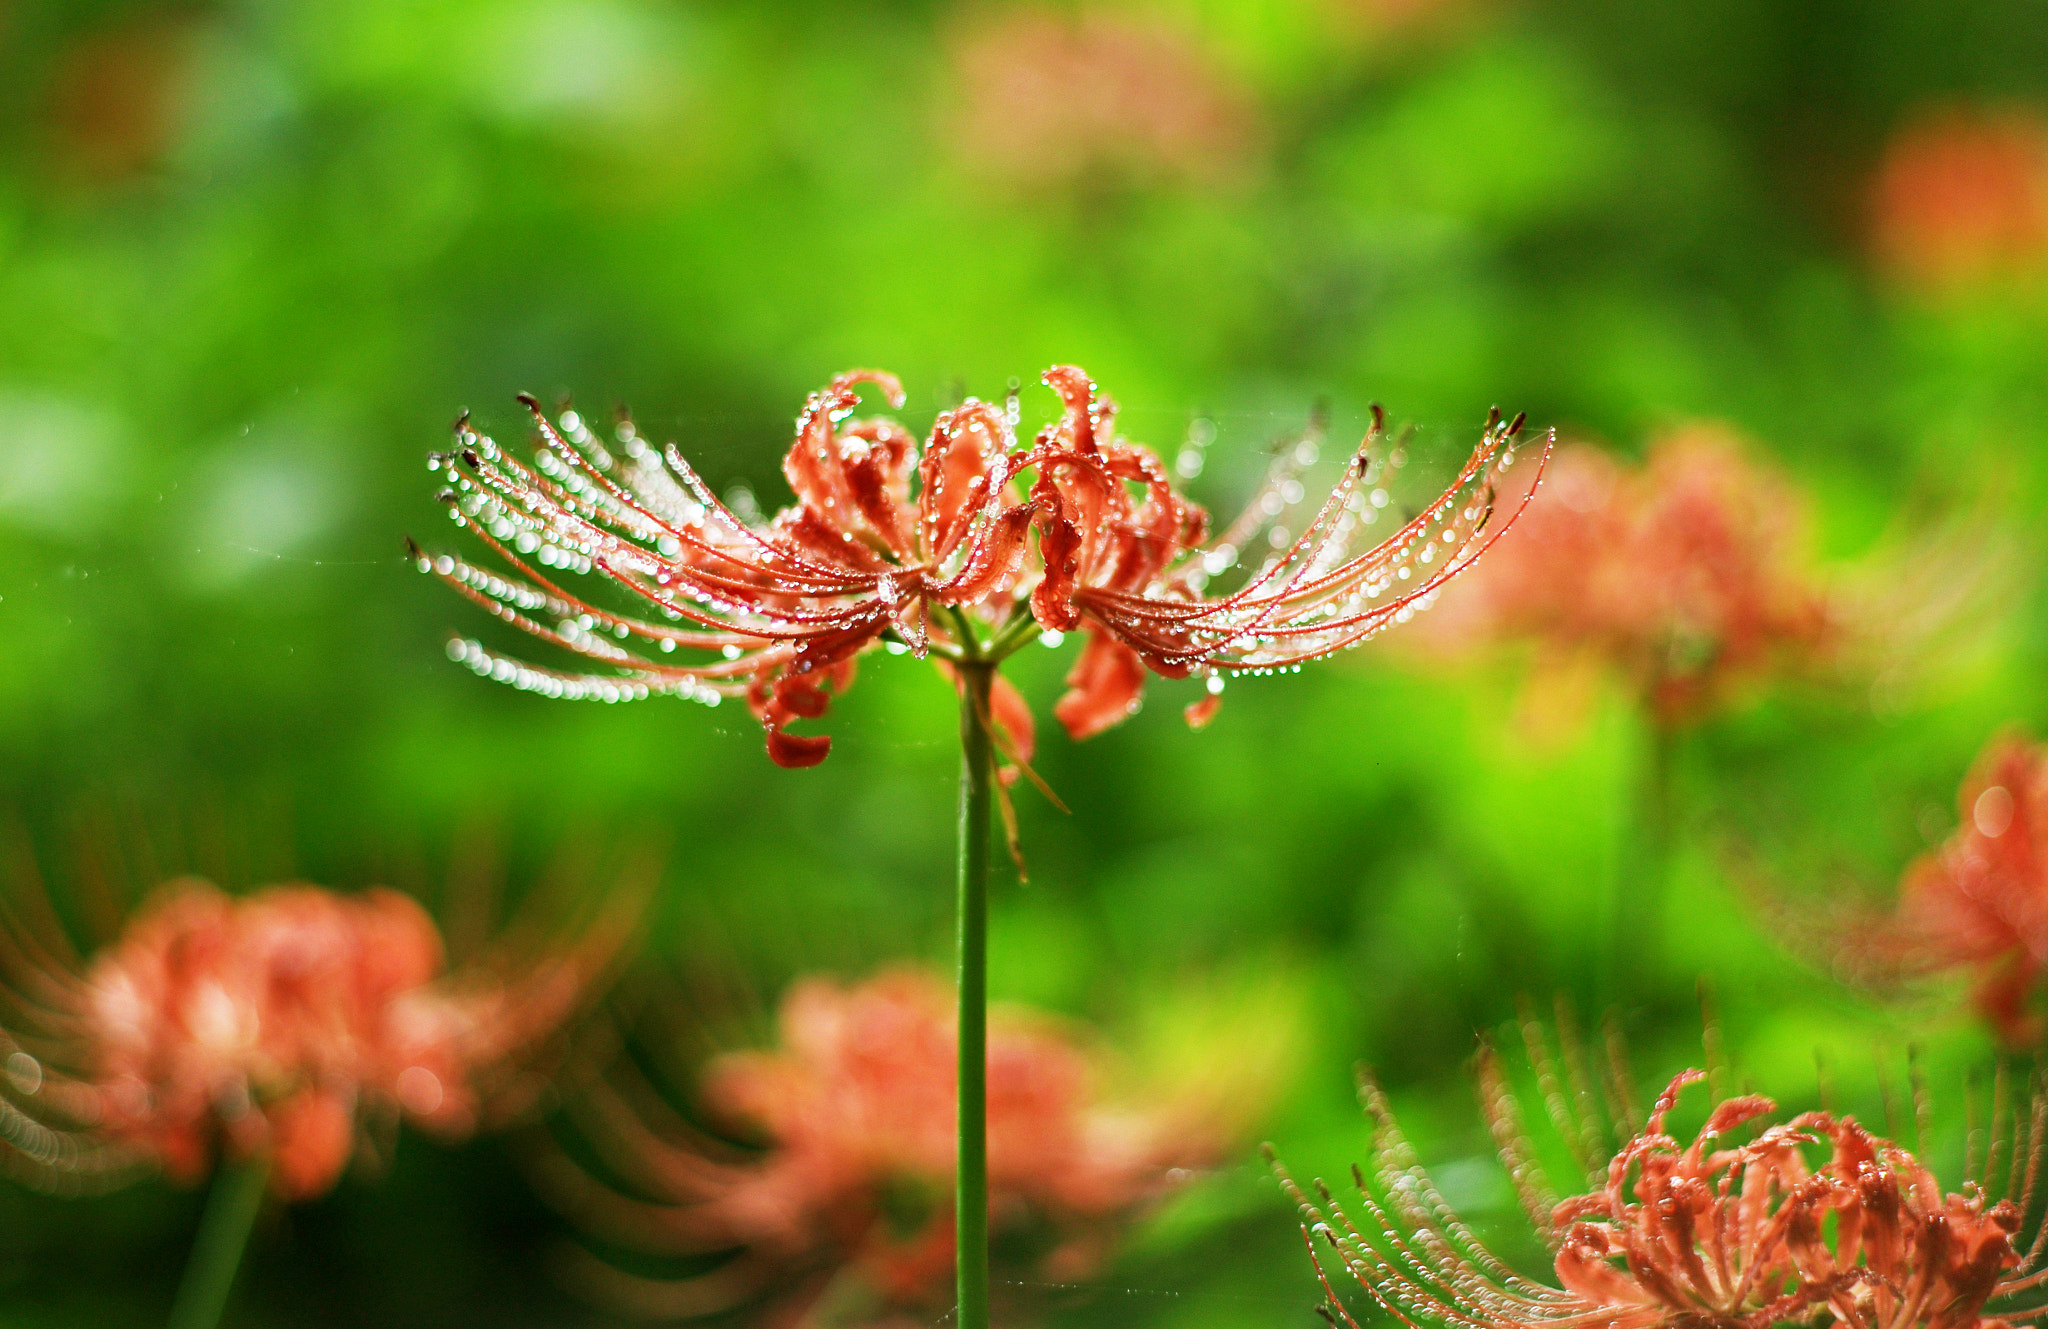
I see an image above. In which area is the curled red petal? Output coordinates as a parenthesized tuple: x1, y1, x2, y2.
(1030, 507, 1084, 633)
(1183, 692, 1221, 730)
(1053, 627, 1148, 741)
(766, 728, 832, 769)
(828, 368, 906, 411)
(922, 401, 1014, 559)
(1041, 365, 1100, 454)
(934, 504, 1036, 606)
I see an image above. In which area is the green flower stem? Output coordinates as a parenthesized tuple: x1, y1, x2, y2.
(954, 659, 995, 1329)
(983, 612, 1043, 662)
(168, 1155, 269, 1329)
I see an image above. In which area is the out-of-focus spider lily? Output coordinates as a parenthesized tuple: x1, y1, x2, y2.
(1418, 426, 1832, 732)
(0, 858, 638, 1329)
(1838, 730, 2048, 1047)
(531, 970, 1280, 1323)
(1870, 106, 2048, 295)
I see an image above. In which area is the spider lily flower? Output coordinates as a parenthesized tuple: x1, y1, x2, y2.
(0, 877, 626, 1201)
(416, 366, 1546, 762)
(1018, 366, 1542, 739)
(533, 971, 1250, 1320)
(1420, 426, 1831, 730)
(1270, 1035, 2048, 1329)
(418, 371, 1035, 768)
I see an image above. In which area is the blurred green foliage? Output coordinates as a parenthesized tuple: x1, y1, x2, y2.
(3, 0, 2048, 1324)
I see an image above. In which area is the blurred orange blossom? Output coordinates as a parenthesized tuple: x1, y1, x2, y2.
(0, 878, 626, 1200)
(537, 970, 1278, 1319)
(1419, 425, 1830, 731)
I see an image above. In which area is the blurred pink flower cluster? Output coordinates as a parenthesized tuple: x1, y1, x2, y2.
(947, 11, 1255, 188)
(1874, 733, 2048, 1045)
(6, 879, 612, 1200)
(547, 971, 1255, 1318)
(1872, 106, 2048, 293)
(1423, 425, 1831, 728)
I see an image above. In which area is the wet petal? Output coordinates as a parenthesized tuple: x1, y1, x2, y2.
(1053, 628, 1148, 742)
(766, 729, 832, 769)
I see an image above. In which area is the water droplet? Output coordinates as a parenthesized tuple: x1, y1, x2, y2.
(1976, 786, 2015, 838)
(6, 1052, 42, 1096)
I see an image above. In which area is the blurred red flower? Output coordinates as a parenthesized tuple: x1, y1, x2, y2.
(0, 878, 623, 1200)
(1421, 425, 1829, 728)
(1275, 1056, 2039, 1329)
(947, 10, 1255, 188)
(1876, 732, 2048, 1045)
(421, 367, 1543, 765)
(45, 12, 193, 181)
(1872, 106, 2048, 292)
(538, 970, 1265, 1319)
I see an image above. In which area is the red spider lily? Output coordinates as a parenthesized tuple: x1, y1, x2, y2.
(1420, 426, 1829, 729)
(1021, 367, 1541, 739)
(1270, 1038, 2048, 1329)
(0, 877, 626, 1201)
(416, 370, 1036, 769)
(533, 971, 1251, 1320)
(1872, 106, 2048, 292)
(416, 366, 1545, 765)
(1876, 732, 2048, 1046)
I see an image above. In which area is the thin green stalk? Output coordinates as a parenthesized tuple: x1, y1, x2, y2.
(954, 661, 995, 1329)
(168, 1156, 269, 1329)
(983, 611, 1043, 662)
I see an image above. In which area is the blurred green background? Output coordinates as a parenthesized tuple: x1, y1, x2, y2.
(4, 0, 2048, 1323)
